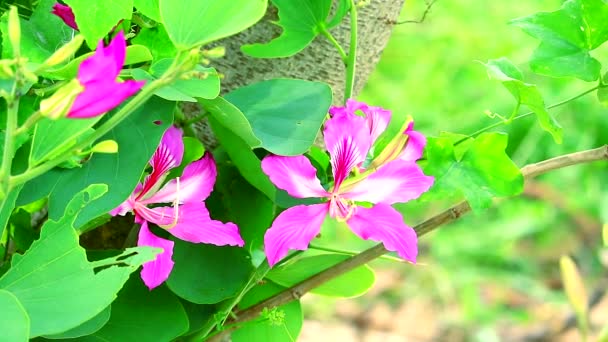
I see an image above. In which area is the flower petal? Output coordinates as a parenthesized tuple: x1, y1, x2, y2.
(347, 203, 417, 263)
(67, 79, 145, 118)
(138, 126, 184, 198)
(138, 221, 175, 290)
(166, 203, 244, 247)
(343, 159, 434, 204)
(109, 183, 142, 216)
(143, 153, 217, 205)
(261, 155, 328, 199)
(399, 122, 426, 162)
(329, 99, 391, 145)
(51, 3, 78, 30)
(78, 32, 126, 84)
(264, 203, 329, 267)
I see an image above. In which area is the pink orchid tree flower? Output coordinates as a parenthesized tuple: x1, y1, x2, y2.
(66, 31, 145, 118)
(111, 126, 244, 289)
(261, 101, 434, 267)
(52, 3, 78, 30)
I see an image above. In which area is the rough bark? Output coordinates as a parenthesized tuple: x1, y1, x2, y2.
(187, 0, 405, 148)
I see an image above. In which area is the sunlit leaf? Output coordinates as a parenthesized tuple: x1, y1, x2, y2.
(43, 306, 111, 339)
(199, 97, 260, 148)
(64, 0, 133, 48)
(134, 0, 161, 22)
(0, 289, 29, 342)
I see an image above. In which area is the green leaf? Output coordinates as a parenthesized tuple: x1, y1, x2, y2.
(43, 306, 111, 339)
(16, 97, 174, 227)
(232, 281, 302, 342)
(179, 300, 215, 336)
(599, 72, 608, 105)
(131, 25, 177, 61)
(64, 0, 134, 48)
(132, 59, 220, 101)
(242, 0, 332, 58)
(80, 275, 189, 342)
(134, 0, 161, 21)
(0, 185, 22, 245)
(0, 289, 29, 342)
(225, 79, 332, 155)
(43, 45, 153, 80)
(199, 97, 260, 147)
(29, 117, 101, 165)
(159, 0, 267, 49)
(484, 57, 563, 143)
(167, 136, 205, 180)
(326, 0, 351, 29)
(0, 0, 73, 62)
(423, 133, 524, 211)
(0, 185, 160, 338)
(166, 240, 254, 304)
(510, 0, 608, 81)
(267, 254, 376, 298)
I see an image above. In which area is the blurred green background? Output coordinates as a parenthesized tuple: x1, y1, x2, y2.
(302, 1, 608, 341)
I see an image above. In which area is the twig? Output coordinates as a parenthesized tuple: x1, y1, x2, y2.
(206, 145, 608, 341)
(392, 0, 437, 25)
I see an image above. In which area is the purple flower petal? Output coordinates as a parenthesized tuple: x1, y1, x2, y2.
(77, 32, 127, 84)
(51, 3, 78, 30)
(264, 203, 329, 267)
(67, 79, 145, 118)
(134, 203, 176, 227)
(143, 153, 217, 205)
(261, 155, 328, 199)
(165, 203, 244, 246)
(347, 203, 417, 263)
(399, 122, 426, 162)
(138, 221, 175, 290)
(364, 105, 391, 144)
(138, 126, 184, 197)
(343, 159, 434, 204)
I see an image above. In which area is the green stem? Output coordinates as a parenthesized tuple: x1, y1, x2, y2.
(319, 27, 347, 62)
(456, 84, 602, 146)
(309, 244, 405, 263)
(0, 95, 19, 200)
(14, 110, 41, 136)
(343, 0, 358, 103)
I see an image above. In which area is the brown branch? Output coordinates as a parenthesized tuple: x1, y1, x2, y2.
(392, 0, 438, 25)
(210, 145, 608, 340)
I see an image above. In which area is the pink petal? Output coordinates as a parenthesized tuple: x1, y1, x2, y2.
(67, 79, 145, 118)
(138, 126, 184, 197)
(264, 203, 329, 267)
(347, 203, 417, 263)
(328, 99, 367, 117)
(134, 203, 176, 227)
(343, 159, 434, 204)
(399, 122, 426, 162)
(261, 155, 328, 199)
(51, 3, 78, 30)
(143, 153, 217, 205)
(78, 32, 126, 84)
(165, 203, 244, 247)
(105, 31, 127, 75)
(138, 221, 175, 290)
(109, 183, 142, 216)
(364, 105, 391, 144)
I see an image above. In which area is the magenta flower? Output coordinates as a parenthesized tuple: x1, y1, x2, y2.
(111, 126, 244, 289)
(66, 31, 145, 118)
(52, 3, 78, 30)
(261, 101, 434, 267)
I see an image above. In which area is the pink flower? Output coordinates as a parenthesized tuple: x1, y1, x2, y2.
(111, 126, 244, 289)
(261, 102, 434, 267)
(67, 31, 145, 118)
(52, 3, 78, 30)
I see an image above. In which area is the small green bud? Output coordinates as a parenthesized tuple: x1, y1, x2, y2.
(39, 79, 84, 119)
(41, 35, 85, 69)
(91, 140, 118, 154)
(8, 6, 21, 57)
(0, 60, 15, 79)
(201, 46, 225, 59)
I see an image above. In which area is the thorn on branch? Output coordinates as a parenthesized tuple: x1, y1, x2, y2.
(390, 0, 437, 25)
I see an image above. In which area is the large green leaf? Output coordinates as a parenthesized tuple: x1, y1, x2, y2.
(0, 185, 22, 245)
(43, 306, 111, 339)
(423, 133, 524, 211)
(29, 116, 101, 165)
(0, 0, 73, 62)
(484, 58, 562, 143)
(0, 289, 29, 342)
(242, 0, 332, 58)
(166, 240, 254, 304)
(16, 97, 174, 227)
(134, 0, 161, 21)
(64, 0, 134, 48)
(132, 59, 220, 101)
(80, 276, 189, 342)
(199, 97, 260, 147)
(232, 281, 302, 342)
(0, 185, 159, 338)
(225, 79, 332, 156)
(159, 0, 267, 49)
(267, 254, 376, 298)
(131, 25, 176, 62)
(510, 0, 608, 81)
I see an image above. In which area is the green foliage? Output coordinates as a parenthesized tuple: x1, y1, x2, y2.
(16, 97, 174, 227)
(159, 0, 267, 49)
(225, 79, 332, 156)
(134, 0, 161, 22)
(166, 240, 254, 304)
(267, 254, 376, 298)
(423, 133, 524, 211)
(0, 185, 22, 243)
(64, 0, 133, 48)
(0, 185, 159, 338)
(484, 57, 562, 143)
(44, 307, 110, 339)
(131, 25, 176, 62)
(242, 0, 336, 58)
(199, 97, 260, 147)
(0, 289, 29, 342)
(510, 0, 608, 81)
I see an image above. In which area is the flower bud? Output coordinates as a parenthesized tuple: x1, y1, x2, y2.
(0, 60, 15, 79)
(91, 140, 118, 154)
(39, 79, 84, 119)
(368, 118, 412, 169)
(201, 46, 225, 59)
(40, 35, 85, 69)
(8, 6, 21, 57)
